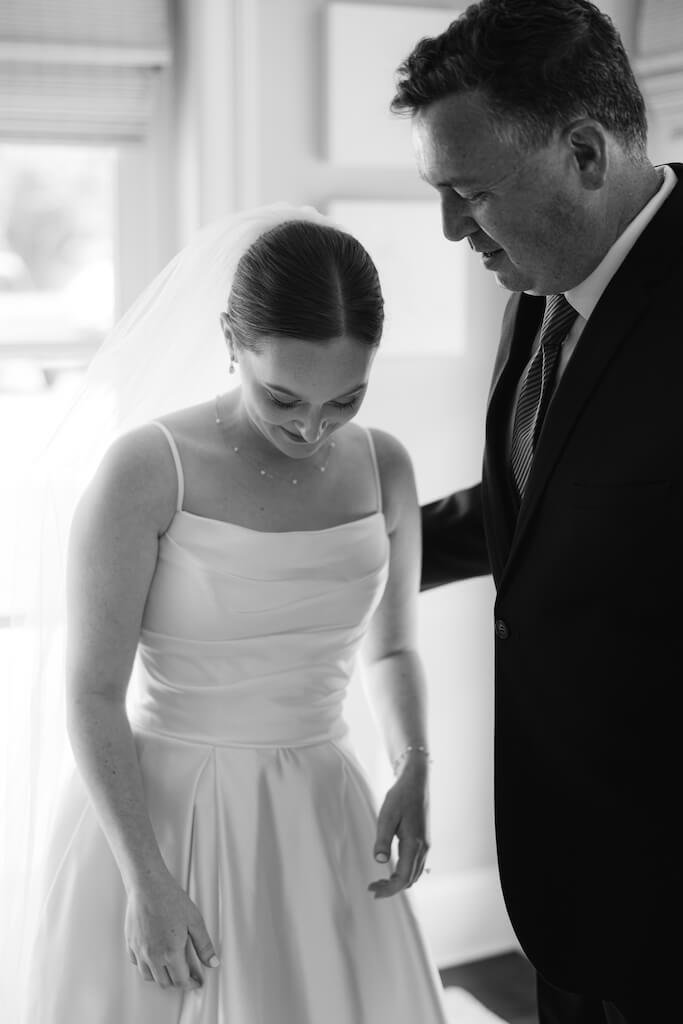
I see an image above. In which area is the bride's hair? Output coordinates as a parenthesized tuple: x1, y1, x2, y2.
(227, 220, 384, 350)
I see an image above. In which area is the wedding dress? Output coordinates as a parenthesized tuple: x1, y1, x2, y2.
(25, 421, 448, 1023)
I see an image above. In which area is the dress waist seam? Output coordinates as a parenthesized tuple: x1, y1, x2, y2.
(129, 717, 348, 750)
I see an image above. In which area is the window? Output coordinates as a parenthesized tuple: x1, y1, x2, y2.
(0, 142, 117, 625)
(0, 0, 172, 627)
(0, 143, 116, 372)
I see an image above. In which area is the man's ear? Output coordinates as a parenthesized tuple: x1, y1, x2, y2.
(564, 118, 609, 190)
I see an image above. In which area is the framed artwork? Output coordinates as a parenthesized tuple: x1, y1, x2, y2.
(327, 198, 467, 356)
(325, 2, 458, 166)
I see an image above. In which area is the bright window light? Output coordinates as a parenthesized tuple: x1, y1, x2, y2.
(0, 143, 118, 622)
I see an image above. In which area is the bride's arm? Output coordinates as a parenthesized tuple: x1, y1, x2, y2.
(65, 426, 218, 988)
(361, 429, 431, 899)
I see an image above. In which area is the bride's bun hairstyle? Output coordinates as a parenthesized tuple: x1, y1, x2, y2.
(226, 220, 384, 351)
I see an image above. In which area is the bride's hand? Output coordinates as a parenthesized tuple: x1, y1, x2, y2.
(125, 874, 219, 990)
(368, 761, 430, 899)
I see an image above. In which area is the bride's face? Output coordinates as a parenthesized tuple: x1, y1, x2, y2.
(232, 334, 376, 459)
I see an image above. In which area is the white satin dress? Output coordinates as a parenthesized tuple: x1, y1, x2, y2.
(26, 423, 448, 1024)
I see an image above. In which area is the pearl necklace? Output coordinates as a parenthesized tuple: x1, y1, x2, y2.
(214, 395, 336, 486)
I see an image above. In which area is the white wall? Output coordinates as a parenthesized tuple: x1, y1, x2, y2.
(633, 0, 683, 164)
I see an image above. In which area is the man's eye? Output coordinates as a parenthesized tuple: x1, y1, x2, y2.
(452, 188, 486, 203)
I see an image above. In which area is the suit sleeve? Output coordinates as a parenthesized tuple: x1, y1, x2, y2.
(420, 483, 491, 591)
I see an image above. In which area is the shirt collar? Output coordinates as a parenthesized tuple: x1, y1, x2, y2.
(565, 164, 677, 321)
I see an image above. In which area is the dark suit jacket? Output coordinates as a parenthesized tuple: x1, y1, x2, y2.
(422, 163, 683, 998)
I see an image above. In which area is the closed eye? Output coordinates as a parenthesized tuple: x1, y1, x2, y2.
(266, 391, 361, 412)
(439, 180, 488, 203)
(268, 394, 298, 409)
(330, 397, 360, 410)
(456, 189, 488, 203)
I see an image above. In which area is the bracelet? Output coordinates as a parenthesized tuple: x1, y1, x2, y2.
(392, 744, 432, 777)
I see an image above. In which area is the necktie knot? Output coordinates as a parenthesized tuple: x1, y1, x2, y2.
(539, 294, 576, 351)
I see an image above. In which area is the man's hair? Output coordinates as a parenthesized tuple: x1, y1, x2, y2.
(391, 0, 647, 157)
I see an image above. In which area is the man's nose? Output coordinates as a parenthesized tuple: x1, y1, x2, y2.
(441, 193, 477, 243)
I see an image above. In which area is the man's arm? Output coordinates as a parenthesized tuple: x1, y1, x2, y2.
(421, 483, 490, 590)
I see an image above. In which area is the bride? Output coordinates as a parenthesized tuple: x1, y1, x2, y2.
(12, 205, 448, 1022)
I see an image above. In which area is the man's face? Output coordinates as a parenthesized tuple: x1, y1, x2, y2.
(413, 90, 600, 295)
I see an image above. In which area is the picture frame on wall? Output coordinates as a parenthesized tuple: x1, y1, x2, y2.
(327, 197, 468, 357)
(325, 2, 458, 166)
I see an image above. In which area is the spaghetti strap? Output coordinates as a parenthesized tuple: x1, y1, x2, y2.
(150, 421, 185, 512)
(364, 427, 383, 514)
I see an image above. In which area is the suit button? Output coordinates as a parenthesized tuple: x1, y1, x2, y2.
(495, 619, 509, 640)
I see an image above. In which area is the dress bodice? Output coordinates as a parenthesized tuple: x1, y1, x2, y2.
(128, 424, 390, 747)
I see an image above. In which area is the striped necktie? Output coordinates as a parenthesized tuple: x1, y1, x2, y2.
(510, 294, 577, 499)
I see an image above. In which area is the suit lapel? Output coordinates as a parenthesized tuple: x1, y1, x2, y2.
(501, 163, 683, 580)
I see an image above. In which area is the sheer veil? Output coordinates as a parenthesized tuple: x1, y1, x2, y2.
(1, 202, 338, 1015)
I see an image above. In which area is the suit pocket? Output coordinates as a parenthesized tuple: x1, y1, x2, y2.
(569, 479, 670, 510)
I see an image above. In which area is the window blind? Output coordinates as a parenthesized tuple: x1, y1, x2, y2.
(0, 0, 171, 142)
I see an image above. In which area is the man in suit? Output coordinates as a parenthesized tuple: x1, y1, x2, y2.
(392, 2, 682, 1022)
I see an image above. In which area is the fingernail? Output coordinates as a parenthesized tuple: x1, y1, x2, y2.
(375, 853, 388, 863)
(209, 955, 220, 967)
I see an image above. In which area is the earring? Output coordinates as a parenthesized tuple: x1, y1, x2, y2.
(229, 352, 237, 375)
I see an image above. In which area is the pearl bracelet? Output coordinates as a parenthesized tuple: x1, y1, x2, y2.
(392, 744, 432, 777)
